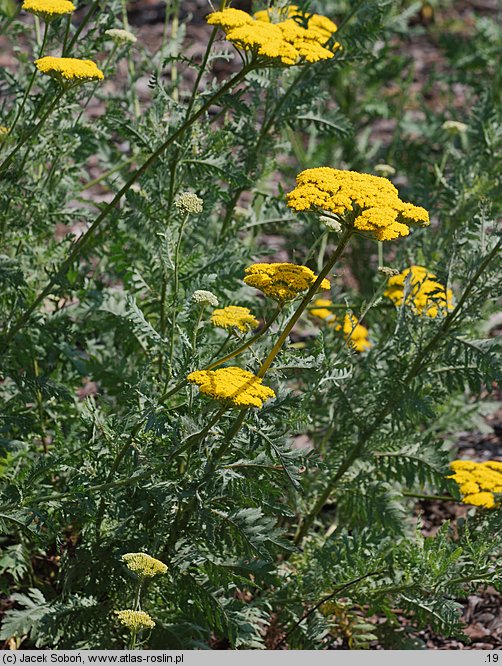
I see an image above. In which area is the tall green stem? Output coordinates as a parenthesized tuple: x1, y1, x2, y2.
(258, 227, 353, 378)
(0, 64, 253, 354)
(166, 212, 189, 377)
(6, 23, 49, 141)
(294, 235, 502, 545)
(63, 0, 101, 55)
(0, 86, 66, 174)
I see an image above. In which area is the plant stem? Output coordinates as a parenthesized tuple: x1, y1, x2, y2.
(218, 66, 310, 240)
(275, 570, 385, 648)
(7, 23, 49, 139)
(0, 64, 253, 354)
(134, 579, 143, 611)
(63, 0, 100, 56)
(401, 491, 454, 502)
(0, 86, 66, 175)
(157, 305, 282, 403)
(74, 44, 117, 126)
(258, 227, 353, 378)
(62, 13, 72, 53)
(80, 155, 136, 191)
(294, 235, 502, 545)
(166, 212, 189, 377)
(94, 427, 141, 541)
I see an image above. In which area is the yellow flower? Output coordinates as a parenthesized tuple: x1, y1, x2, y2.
(448, 460, 502, 509)
(206, 7, 339, 66)
(286, 168, 430, 241)
(384, 266, 453, 318)
(0, 126, 9, 141)
(187, 367, 275, 408)
(244, 263, 330, 302)
(114, 610, 155, 632)
(210, 306, 259, 333)
(122, 553, 167, 578)
(34, 56, 104, 83)
(341, 313, 372, 353)
(459, 481, 479, 495)
(310, 299, 372, 353)
(450, 460, 478, 472)
(462, 492, 495, 509)
(22, 0, 75, 21)
(310, 298, 336, 323)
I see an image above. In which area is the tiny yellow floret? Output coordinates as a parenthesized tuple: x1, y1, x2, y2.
(286, 168, 430, 241)
(114, 610, 155, 632)
(211, 306, 259, 333)
(187, 367, 275, 408)
(244, 263, 330, 302)
(23, 0, 75, 21)
(122, 552, 167, 578)
(34, 56, 104, 82)
(384, 265, 453, 318)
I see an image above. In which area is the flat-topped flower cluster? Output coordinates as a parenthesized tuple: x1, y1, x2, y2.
(448, 460, 502, 509)
(244, 263, 330, 302)
(384, 265, 453, 318)
(311, 300, 372, 353)
(122, 552, 167, 578)
(286, 168, 430, 241)
(207, 5, 339, 66)
(35, 56, 104, 82)
(188, 367, 275, 409)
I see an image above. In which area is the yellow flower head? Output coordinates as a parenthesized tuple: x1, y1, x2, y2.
(0, 126, 9, 142)
(286, 168, 430, 241)
(310, 298, 336, 323)
(210, 305, 259, 333)
(462, 492, 495, 509)
(34, 56, 104, 83)
(22, 0, 75, 21)
(384, 265, 454, 318)
(341, 313, 372, 353)
(448, 460, 502, 509)
(114, 610, 155, 632)
(311, 299, 372, 353)
(244, 263, 330, 302)
(187, 367, 275, 408)
(122, 552, 167, 578)
(206, 7, 339, 66)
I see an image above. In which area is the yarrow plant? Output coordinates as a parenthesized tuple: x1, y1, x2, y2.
(34, 56, 105, 82)
(207, 6, 340, 66)
(244, 263, 331, 302)
(0, 0, 501, 652)
(187, 367, 275, 409)
(210, 305, 259, 333)
(384, 265, 454, 318)
(286, 168, 430, 241)
(122, 553, 168, 578)
(22, 0, 76, 22)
